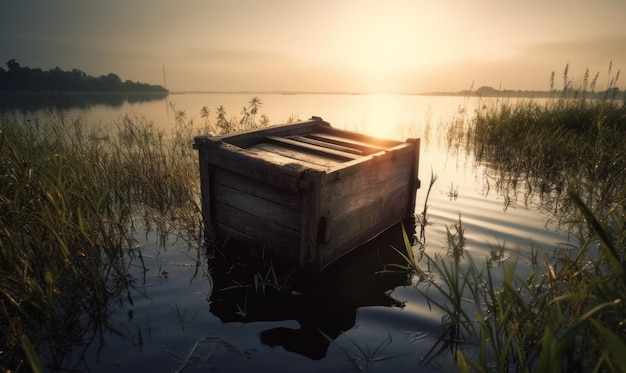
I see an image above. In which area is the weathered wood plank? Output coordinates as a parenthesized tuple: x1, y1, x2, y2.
(289, 135, 364, 155)
(207, 117, 330, 149)
(327, 147, 413, 187)
(322, 168, 412, 216)
(214, 203, 301, 252)
(318, 182, 412, 266)
(249, 143, 341, 170)
(406, 138, 421, 214)
(213, 183, 301, 231)
(265, 136, 361, 161)
(319, 126, 402, 148)
(299, 170, 324, 267)
(305, 133, 388, 154)
(324, 142, 415, 178)
(212, 167, 301, 210)
(197, 148, 217, 241)
(196, 140, 306, 192)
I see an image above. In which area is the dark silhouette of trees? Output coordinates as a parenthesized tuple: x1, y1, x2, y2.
(0, 59, 168, 93)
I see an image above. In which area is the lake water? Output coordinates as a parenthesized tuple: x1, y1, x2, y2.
(16, 93, 572, 371)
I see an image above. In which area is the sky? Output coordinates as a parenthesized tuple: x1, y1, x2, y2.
(1, 0, 625, 94)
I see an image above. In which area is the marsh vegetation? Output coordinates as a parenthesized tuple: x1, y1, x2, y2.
(0, 109, 199, 371)
(0, 98, 271, 371)
(418, 68, 626, 371)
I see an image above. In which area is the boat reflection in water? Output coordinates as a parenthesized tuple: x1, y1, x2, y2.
(208, 220, 416, 360)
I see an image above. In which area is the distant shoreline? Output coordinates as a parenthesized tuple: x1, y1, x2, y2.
(167, 89, 623, 99)
(3, 89, 622, 99)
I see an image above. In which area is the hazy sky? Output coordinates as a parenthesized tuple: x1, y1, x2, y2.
(1, 0, 625, 93)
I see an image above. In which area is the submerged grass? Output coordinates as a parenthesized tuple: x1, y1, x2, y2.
(467, 90, 626, 221)
(0, 95, 304, 372)
(417, 68, 626, 371)
(0, 99, 270, 370)
(417, 197, 626, 371)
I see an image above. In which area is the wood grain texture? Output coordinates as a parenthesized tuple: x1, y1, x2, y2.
(194, 117, 420, 271)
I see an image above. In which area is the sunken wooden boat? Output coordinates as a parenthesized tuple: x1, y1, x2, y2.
(193, 116, 420, 271)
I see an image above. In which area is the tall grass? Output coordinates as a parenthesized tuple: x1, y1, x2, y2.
(463, 66, 626, 222)
(418, 191, 626, 371)
(418, 68, 626, 371)
(0, 94, 468, 371)
(0, 98, 269, 371)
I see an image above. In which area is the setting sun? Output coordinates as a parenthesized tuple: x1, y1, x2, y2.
(1, 1, 625, 93)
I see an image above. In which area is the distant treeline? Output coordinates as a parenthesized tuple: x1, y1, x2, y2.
(0, 59, 168, 93)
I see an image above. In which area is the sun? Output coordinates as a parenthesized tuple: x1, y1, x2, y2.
(348, 27, 422, 93)
(312, 4, 449, 93)
(329, 10, 433, 93)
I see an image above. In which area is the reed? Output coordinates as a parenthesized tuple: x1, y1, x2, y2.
(417, 192, 626, 371)
(0, 96, 271, 370)
(465, 83, 626, 223)
(1, 110, 121, 370)
(417, 67, 626, 371)
(323, 332, 410, 372)
(0, 97, 272, 370)
(205, 96, 270, 136)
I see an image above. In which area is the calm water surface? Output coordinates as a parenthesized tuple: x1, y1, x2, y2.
(29, 93, 570, 371)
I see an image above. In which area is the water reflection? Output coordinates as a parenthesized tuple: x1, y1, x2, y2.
(0, 91, 168, 111)
(208, 221, 414, 360)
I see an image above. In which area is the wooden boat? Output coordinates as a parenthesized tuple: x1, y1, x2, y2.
(193, 116, 420, 271)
